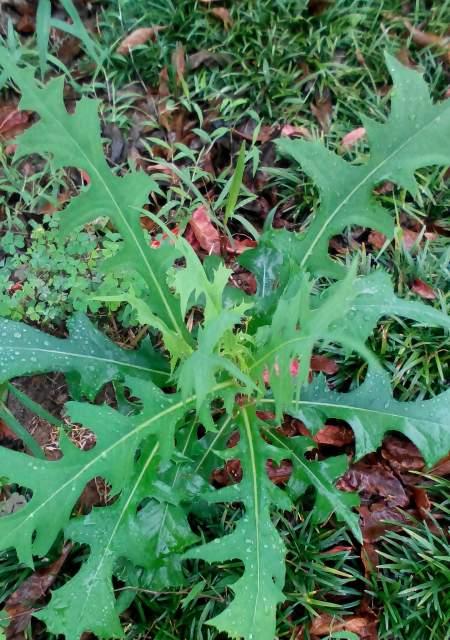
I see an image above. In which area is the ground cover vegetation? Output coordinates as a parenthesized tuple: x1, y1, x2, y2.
(0, 1, 449, 639)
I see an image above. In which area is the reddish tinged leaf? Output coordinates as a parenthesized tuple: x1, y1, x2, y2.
(188, 205, 221, 254)
(368, 231, 387, 249)
(413, 486, 431, 516)
(210, 7, 233, 29)
(227, 237, 257, 254)
(402, 228, 420, 250)
(431, 453, 450, 477)
(410, 278, 437, 300)
(310, 355, 339, 375)
(4, 544, 72, 636)
(0, 105, 30, 140)
(314, 423, 353, 447)
(116, 26, 166, 55)
(267, 459, 292, 485)
(341, 126, 366, 149)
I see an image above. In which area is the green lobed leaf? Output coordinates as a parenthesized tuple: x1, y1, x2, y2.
(272, 369, 450, 467)
(275, 53, 450, 278)
(0, 48, 187, 344)
(184, 407, 289, 640)
(0, 314, 169, 397)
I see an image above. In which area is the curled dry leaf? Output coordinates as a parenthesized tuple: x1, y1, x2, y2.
(188, 205, 221, 254)
(210, 7, 233, 29)
(410, 278, 437, 300)
(116, 26, 166, 55)
(341, 126, 366, 149)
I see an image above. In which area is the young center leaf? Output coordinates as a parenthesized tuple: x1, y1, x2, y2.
(276, 53, 450, 278)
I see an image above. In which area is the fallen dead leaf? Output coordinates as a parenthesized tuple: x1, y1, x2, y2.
(359, 503, 408, 543)
(188, 50, 231, 70)
(116, 26, 166, 55)
(338, 462, 408, 508)
(311, 91, 332, 132)
(402, 19, 450, 65)
(410, 278, 437, 300)
(310, 354, 339, 375)
(172, 43, 186, 84)
(368, 230, 388, 249)
(341, 126, 366, 149)
(310, 612, 378, 639)
(314, 423, 354, 447)
(402, 228, 420, 250)
(4, 544, 72, 637)
(381, 435, 424, 474)
(210, 7, 233, 29)
(188, 205, 221, 254)
(0, 105, 31, 141)
(280, 124, 312, 139)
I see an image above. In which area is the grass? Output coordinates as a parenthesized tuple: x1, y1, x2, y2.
(369, 476, 450, 640)
(0, 0, 449, 637)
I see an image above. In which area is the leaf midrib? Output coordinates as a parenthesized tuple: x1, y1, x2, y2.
(259, 397, 446, 427)
(1, 344, 169, 378)
(241, 407, 262, 631)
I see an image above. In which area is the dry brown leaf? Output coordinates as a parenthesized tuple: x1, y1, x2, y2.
(280, 124, 312, 139)
(5, 544, 72, 637)
(211, 7, 233, 29)
(314, 423, 354, 447)
(310, 92, 332, 132)
(188, 50, 231, 70)
(341, 126, 366, 149)
(172, 43, 186, 84)
(116, 26, 166, 55)
(410, 278, 437, 300)
(310, 612, 378, 639)
(368, 231, 388, 249)
(0, 105, 31, 140)
(403, 19, 450, 65)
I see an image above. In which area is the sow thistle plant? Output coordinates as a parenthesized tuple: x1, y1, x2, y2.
(0, 49, 449, 640)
